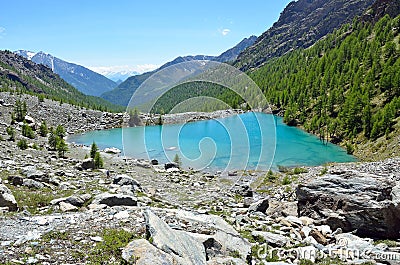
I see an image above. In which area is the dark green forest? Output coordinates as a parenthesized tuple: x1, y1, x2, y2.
(249, 14, 399, 147)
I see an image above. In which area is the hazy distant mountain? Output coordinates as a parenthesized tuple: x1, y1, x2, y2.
(100, 36, 257, 106)
(234, 0, 376, 70)
(14, 50, 117, 96)
(93, 69, 140, 83)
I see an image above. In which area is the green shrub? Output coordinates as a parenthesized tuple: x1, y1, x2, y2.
(22, 122, 35, 139)
(281, 176, 292, 185)
(17, 139, 28, 150)
(6, 126, 16, 141)
(88, 229, 137, 264)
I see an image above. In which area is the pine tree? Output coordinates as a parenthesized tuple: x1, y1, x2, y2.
(48, 130, 58, 150)
(94, 151, 103, 169)
(90, 142, 98, 159)
(173, 153, 181, 167)
(55, 125, 66, 138)
(6, 126, 16, 141)
(39, 121, 48, 137)
(57, 138, 68, 158)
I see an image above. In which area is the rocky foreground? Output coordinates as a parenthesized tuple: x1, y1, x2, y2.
(0, 93, 399, 264)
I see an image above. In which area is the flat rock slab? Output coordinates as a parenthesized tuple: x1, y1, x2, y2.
(297, 171, 400, 239)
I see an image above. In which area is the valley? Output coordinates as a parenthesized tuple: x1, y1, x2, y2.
(0, 0, 399, 264)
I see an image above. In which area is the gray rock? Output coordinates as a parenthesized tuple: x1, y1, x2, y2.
(164, 162, 179, 170)
(0, 184, 18, 211)
(297, 171, 400, 239)
(59, 201, 78, 212)
(8, 175, 23, 186)
(93, 193, 137, 207)
(66, 194, 92, 207)
(231, 184, 253, 197)
(122, 239, 176, 265)
(248, 197, 269, 213)
(23, 179, 44, 189)
(113, 174, 140, 187)
(144, 209, 207, 265)
(207, 257, 247, 265)
(77, 158, 95, 170)
(251, 231, 289, 247)
(21, 166, 45, 179)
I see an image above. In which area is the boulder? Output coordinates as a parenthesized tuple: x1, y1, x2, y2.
(77, 158, 95, 170)
(113, 174, 140, 187)
(92, 193, 137, 207)
(164, 162, 179, 170)
(251, 231, 289, 247)
(144, 209, 207, 265)
(103, 147, 121, 154)
(248, 197, 269, 213)
(59, 201, 78, 212)
(122, 239, 176, 265)
(66, 194, 92, 207)
(173, 209, 251, 261)
(231, 184, 253, 197)
(21, 166, 45, 179)
(151, 159, 159, 165)
(297, 171, 400, 239)
(0, 184, 18, 211)
(8, 175, 23, 186)
(23, 179, 44, 189)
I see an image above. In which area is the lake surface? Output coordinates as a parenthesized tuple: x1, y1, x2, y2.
(68, 113, 356, 171)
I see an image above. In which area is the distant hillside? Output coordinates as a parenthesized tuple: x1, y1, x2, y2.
(14, 50, 117, 96)
(0, 50, 123, 112)
(100, 36, 257, 106)
(234, 0, 376, 71)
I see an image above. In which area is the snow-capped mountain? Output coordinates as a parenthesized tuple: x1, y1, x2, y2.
(14, 50, 117, 96)
(14, 50, 36, 60)
(89, 68, 140, 83)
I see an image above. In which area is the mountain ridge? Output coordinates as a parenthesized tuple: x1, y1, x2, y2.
(14, 50, 117, 97)
(100, 36, 257, 106)
(0, 50, 123, 112)
(234, 0, 376, 71)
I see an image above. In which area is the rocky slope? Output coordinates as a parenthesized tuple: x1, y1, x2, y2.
(0, 92, 399, 264)
(234, 0, 376, 71)
(0, 50, 123, 112)
(15, 50, 117, 97)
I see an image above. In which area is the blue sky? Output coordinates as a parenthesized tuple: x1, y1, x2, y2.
(0, 0, 291, 73)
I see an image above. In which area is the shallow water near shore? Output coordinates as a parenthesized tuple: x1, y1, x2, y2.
(68, 113, 356, 171)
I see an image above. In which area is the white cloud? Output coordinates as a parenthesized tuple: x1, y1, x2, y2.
(88, 64, 160, 75)
(0, 27, 5, 38)
(221, 28, 230, 36)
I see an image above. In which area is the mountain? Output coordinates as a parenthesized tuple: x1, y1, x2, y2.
(234, 0, 376, 71)
(215, 35, 257, 62)
(14, 50, 117, 96)
(91, 69, 140, 83)
(0, 50, 124, 112)
(100, 36, 257, 106)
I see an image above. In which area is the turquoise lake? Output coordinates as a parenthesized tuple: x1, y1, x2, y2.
(68, 113, 356, 171)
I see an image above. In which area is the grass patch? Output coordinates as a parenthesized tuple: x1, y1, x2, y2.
(42, 230, 70, 242)
(374, 239, 398, 247)
(88, 228, 139, 264)
(10, 186, 54, 214)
